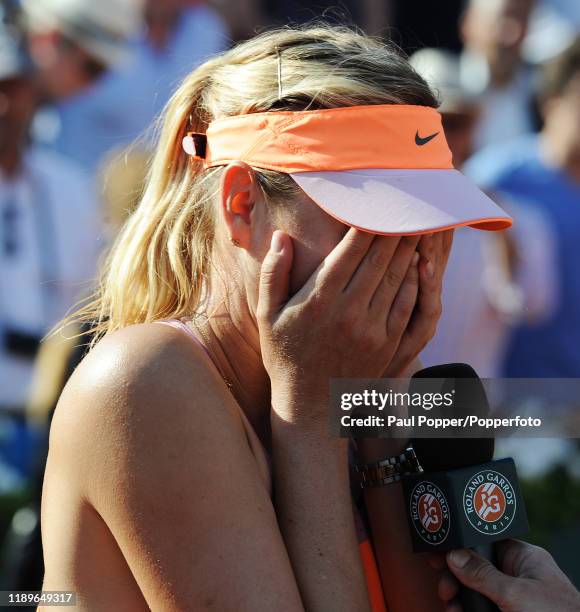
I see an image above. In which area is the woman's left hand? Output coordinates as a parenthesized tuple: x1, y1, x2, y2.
(385, 229, 454, 377)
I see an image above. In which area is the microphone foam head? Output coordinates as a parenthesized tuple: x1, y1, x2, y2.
(410, 363, 495, 472)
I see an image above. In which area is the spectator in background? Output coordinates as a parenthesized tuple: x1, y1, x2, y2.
(21, 0, 139, 101)
(459, 0, 537, 150)
(210, 0, 393, 42)
(411, 48, 556, 377)
(260, 0, 385, 32)
(53, 0, 227, 171)
(0, 0, 137, 412)
(0, 0, 137, 588)
(523, 0, 579, 64)
(466, 36, 580, 377)
(390, 0, 464, 53)
(207, 0, 266, 42)
(0, 20, 101, 414)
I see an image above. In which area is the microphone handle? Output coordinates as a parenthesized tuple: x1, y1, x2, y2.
(458, 544, 500, 612)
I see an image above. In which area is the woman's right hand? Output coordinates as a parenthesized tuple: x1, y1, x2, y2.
(257, 228, 421, 425)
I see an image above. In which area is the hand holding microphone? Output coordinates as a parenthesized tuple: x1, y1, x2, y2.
(403, 364, 529, 612)
(436, 539, 580, 612)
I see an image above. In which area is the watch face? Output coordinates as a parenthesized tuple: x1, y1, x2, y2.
(409, 481, 450, 545)
(463, 469, 516, 535)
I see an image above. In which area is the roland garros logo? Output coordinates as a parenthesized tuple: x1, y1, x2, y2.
(463, 470, 516, 535)
(410, 481, 450, 545)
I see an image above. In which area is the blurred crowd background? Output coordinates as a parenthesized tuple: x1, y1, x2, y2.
(0, 0, 579, 600)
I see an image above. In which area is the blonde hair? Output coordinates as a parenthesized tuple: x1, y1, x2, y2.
(72, 24, 438, 344)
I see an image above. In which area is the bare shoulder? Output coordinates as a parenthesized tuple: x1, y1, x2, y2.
(57, 321, 222, 417)
(48, 322, 249, 506)
(43, 324, 299, 611)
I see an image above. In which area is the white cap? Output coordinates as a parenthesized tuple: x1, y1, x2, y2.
(410, 48, 479, 114)
(22, 0, 142, 67)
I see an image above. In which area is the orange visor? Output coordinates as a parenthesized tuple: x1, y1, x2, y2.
(182, 104, 512, 235)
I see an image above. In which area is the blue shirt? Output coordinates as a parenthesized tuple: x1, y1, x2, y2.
(465, 136, 580, 377)
(53, 6, 227, 171)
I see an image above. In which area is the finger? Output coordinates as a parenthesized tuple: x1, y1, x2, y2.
(432, 231, 444, 274)
(343, 235, 401, 304)
(257, 231, 293, 322)
(385, 251, 419, 338)
(366, 235, 419, 313)
(438, 569, 460, 602)
(419, 231, 452, 283)
(447, 549, 515, 607)
(409, 231, 451, 328)
(385, 235, 444, 374)
(418, 233, 435, 272)
(495, 539, 554, 580)
(444, 602, 463, 612)
(402, 246, 442, 340)
(432, 230, 452, 281)
(317, 227, 374, 291)
(494, 539, 524, 576)
(426, 229, 454, 284)
(440, 229, 454, 269)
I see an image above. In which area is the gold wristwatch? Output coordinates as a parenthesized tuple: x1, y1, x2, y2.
(355, 447, 422, 488)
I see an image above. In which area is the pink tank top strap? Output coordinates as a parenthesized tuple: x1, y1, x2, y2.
(157, 319, 209, 350)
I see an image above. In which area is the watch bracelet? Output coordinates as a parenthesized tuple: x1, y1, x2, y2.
(355, 447, 423, 488)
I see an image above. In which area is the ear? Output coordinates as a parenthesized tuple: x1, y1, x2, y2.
(220, 161, 261, 249)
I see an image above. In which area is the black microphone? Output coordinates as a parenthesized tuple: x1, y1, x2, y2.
(410, 363, 494, 470)
(402, 364, 529, 612)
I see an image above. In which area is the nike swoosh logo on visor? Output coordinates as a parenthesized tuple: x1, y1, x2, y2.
(415, 130, 439, 146)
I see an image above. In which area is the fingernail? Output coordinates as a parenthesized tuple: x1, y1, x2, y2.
(271, 231, 284, 253)
(425, 260, 435, 278)
(412, 252, 420, 266)
(448, 549, 471, 569)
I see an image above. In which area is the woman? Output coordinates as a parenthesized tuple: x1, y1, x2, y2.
(40, 26, 510, 611)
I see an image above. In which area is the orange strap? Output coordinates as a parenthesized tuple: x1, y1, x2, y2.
(183, 104, 453, 173)
(360, 539, 388, 612)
